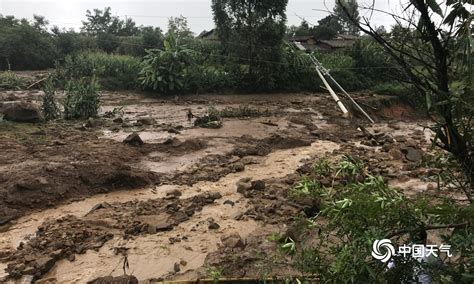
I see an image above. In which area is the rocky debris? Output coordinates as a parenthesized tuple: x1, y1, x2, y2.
(135, 213, 174, 233)
(230, 162, 245, 172)
(359, 127, 395, 147)
(173, 262, 181, 272)
(4, 192, 223, 280)
(87, 275, 139, 284)
(112, 117, 123, 123)
(388, 148, 403, 160)
(5, 215, 114, 280)
(86, 202, 111, 215)
(85, 117, 104, 128)
(208, 222, 220, 230)
(220, 233, 245, 250)
(250, 180, 266, 190)
(167, 128, 181, 134)
(166, 189, 182, 198)
(3, 102, 42, 123)
(123, 132, 144, 146)
(236, 178, 252, 194)
(137, 117, 155, 125)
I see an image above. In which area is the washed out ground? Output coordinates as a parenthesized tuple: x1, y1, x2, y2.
(0, 89, 447, 283)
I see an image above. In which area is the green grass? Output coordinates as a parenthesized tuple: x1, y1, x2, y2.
(0, 71, 29, 90)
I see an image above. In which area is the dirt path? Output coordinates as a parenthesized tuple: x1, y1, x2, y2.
(0, 90, 443, 283)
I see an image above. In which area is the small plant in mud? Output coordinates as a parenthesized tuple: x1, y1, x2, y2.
(41, 78, 61, 121)
(206, 266, 223, 283)
(290, 176, 323, 198)
(311, 157, 332, 176)
(194, 104, 222, 129)
(334, 155, 365, 183)
(64, 77, 101, 119)
(103, 106, 125, 118)
(275, 157, 473, 283)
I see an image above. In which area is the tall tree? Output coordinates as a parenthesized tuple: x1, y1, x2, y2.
(212, 0, 288, 90)
(167, 16, 193, 40)
(334, 0, 360, 35)
(81, 7, 139, 36)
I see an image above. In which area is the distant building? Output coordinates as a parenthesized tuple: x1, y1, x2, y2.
(198, 30, 358, 52)
(197, 29, 219, 41)
(289, 34, 358, 52)
(287, 35, 318, 50)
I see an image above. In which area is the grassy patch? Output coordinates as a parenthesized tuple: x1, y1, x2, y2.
(0, 71, 29, 90)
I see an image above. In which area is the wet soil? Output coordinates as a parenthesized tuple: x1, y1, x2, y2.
(0, 90, 445, 283)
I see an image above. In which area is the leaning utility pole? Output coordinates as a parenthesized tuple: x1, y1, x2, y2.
(293, 41, 375, 123)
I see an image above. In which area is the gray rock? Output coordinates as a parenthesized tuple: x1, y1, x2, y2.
(404, 147, 423, 162)
(123, 132, 144, 146)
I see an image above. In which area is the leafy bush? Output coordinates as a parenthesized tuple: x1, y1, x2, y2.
(41, 79, 61, 120)
(280, 156, 473, 283)
(59, 52, 141, 90)
(0, 71, 28, 90)
(139, 33, 196, 94)
(64, 78, 101, 119)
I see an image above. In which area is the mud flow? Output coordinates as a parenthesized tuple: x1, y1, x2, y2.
(0, 91, 444, 283)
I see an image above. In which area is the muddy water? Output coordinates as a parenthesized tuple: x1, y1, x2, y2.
(1, 140, 339, 283)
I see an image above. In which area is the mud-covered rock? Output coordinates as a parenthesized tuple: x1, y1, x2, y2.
(123, 132, 144, 146)
(3, 102, 42, 123)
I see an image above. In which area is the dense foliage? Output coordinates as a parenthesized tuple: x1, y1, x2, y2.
(212, 0, 288, 91)
(281, 156, 473, 283)
(57, 52, 141, 90)
(0, 4, 431, 97)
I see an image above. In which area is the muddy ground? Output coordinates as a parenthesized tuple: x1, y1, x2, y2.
(0, 89, 446, 283)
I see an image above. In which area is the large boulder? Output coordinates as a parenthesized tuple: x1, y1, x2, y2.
(3, 102, 42, 123)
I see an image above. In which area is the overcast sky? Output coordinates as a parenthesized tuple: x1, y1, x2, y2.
(0, 0, 399, 33)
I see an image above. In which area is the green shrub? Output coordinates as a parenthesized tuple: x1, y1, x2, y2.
(64, 78, 101, 119)
(275, 45, 321, 92)
(60, 52, 141, 90)
(0, 71, 28, 90)
(139, 33, 196, 94)
(41, 79, 61, 120)
(371, 82, 422, 107)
